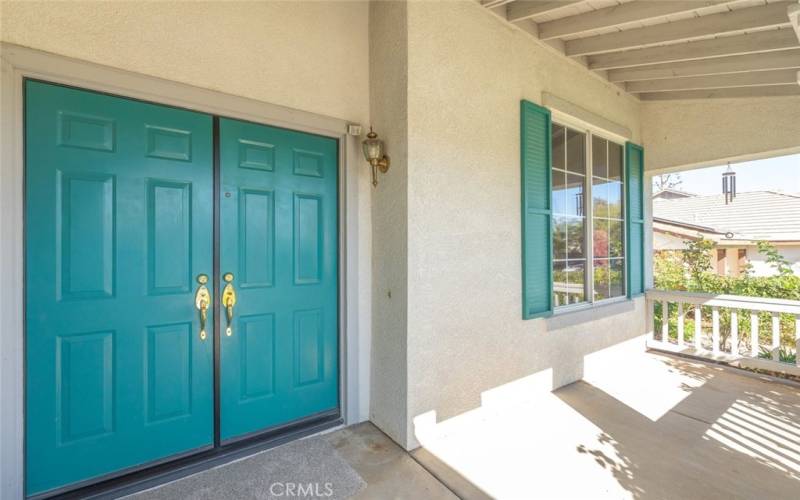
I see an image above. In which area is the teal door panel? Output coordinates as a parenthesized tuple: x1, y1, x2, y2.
(25, 81, 214, 495)
(219, 118, 339, 441)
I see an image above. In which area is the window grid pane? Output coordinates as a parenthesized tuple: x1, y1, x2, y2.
(590, 135, 626, 301)
(551, 126, 627, 308)
(552, 124, 587, 307)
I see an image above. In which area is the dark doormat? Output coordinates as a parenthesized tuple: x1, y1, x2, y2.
(126, 436, 366, 500)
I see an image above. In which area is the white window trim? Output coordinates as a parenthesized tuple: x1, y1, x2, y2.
(551, 119, 628, 312)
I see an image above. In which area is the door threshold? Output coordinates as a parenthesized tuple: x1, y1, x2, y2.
(37, 411, 342, 500)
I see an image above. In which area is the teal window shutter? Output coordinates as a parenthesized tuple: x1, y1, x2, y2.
(521, 100, 552, 319)
(625, 142, 645, 297)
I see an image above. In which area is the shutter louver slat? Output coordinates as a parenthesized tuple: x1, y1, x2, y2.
(626, 142, 645, 297)
(521, 100, 553, 319)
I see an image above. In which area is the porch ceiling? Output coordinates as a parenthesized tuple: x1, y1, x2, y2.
(482, 0, 800, 100)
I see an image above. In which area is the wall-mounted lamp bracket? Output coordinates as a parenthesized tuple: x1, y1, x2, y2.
(362, 126, 390, 187)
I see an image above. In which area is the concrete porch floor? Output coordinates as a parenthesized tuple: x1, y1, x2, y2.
(129, 343, 800, 499)
(413, 343, 800, 499)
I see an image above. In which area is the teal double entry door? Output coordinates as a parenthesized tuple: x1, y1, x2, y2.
(25, 81, 340, 496)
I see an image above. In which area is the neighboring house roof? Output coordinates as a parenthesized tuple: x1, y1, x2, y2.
(653, 188, 697, 200)
(653, 191, 800, 242)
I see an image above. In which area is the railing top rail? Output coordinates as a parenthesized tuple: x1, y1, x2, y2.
(646, 289, 800, 315)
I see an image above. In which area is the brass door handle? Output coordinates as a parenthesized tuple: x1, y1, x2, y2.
(222, 273, 237, 337)
(195, 274, 211, 341)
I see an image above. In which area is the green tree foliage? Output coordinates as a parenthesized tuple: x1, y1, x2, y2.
(684, 238, 715, 280)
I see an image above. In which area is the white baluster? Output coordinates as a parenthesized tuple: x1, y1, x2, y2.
(695, 306, 702, 351)
(647, 299, 654, 342)
(771, 313, 780, 362)
(750, 313, 759, 358)
(712, 307, 720, 355)
(796, 315, 800, 367)
(662, 300, 669, 343)
(730, 310, 738, 356)
(677, 303, 685, 347)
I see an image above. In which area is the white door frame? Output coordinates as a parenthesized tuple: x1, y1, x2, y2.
(0, 42, 365, 498)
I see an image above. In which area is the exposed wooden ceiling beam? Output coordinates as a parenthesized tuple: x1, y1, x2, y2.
(481, 0, 517, 8)
(626, 68, 800, 93)
(566, 2, 793, 57)
(608, 49, 800, 82)
(639, 85, 800, 100)
(539, 0, 732, 41)
(790, 4, 800, 41)
(507, 0, 583, 23)
(589, 29, 800, 70)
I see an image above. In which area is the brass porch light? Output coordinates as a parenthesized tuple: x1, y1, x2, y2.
(362, 126, 390, 187)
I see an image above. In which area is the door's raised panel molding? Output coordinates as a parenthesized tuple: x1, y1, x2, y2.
(57, 111, 115, 152)
(147, 179, 192, 295)
(293, 308, 324, 387)
(56, 331, 115, 444)
(293, 149, 325, 178)
(145, 322, 192, 423)
(145, 125, 192, 162)
(238, 139, 275, 172)
(57, 171, 116, 301)
(293, 193, 323, 285)
(239, 313, 277, 401)
(239, 188, 276, 289)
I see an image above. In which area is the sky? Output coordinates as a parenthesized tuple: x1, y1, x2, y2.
(656, 153, 800, 196)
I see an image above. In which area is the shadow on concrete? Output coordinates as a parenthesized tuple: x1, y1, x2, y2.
(412, 345, 800, 499)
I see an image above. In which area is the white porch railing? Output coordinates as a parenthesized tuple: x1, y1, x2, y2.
(645, 290, 800, 374)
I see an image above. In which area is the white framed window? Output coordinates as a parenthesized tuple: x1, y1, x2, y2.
(551, 122, 626, 309)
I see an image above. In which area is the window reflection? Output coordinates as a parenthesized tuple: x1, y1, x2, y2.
(593, 219, 608, 258)
(567, 260, 586, 304)
(566, 217, 585, 259)
(608, 220, 624, 258)
(552, 126, 624, 307)
(552, 170, 567, 215)
(592, 178, 609, 219)
(566, 129, 585, 175)
(591, 135, 625, 300)
(553, 216, 567, 260)
(592, 136, 607, 178)
(593, 259, 610, 301)
(552, 125, 587, 306)
(552, 125, 565, 171)
(566, 174, 585, 217)
(608, 142, 623, 180)
(608, 181, 623, 219)
(610, 259, 624, 297)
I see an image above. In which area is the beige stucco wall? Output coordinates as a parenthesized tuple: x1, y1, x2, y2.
(368, 0, 409, 444)
(400, 1, 646, 449)
(642, 96, 800, 172)
(0, 0, 370, 124)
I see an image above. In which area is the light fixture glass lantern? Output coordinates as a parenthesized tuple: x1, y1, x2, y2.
(362, 126, 390, 187)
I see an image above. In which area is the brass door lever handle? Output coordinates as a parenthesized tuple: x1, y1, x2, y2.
(195, 274, 211, 340)
(222, 273, 237, 337)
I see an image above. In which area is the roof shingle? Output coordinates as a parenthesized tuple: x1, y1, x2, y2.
(653, 191, 800, 241)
